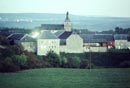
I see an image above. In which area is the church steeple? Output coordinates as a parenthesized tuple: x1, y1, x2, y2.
(64, 12, 72, 31)
(65, 11, 70, 22)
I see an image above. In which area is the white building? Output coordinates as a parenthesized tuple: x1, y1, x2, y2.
(79, 34, 114, 52)
(37, 31, 60, 55)
(8, 33, 36, 53)
(114, 34, 128, 49)
(59, 32, 83, 53)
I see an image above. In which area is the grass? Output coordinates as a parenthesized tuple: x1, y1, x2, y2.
(0, 68, 130, 88)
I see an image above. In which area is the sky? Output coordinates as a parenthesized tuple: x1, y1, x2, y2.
(0, 0, 130, 17)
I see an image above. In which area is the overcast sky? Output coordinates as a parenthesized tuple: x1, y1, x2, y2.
(0, 0, 130, 17)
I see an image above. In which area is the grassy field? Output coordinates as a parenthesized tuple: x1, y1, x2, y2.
(0, 68, 130, 88)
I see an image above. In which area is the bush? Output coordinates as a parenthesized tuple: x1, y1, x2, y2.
(0, 57, 20, 72)
(47, 51, 61, 67)
(12, 54, 27, 67)
(61, 56, 68, 68)
(119, 61, 130, 68)
(24, 51, 41, 69)
(67, 56, 81, 68)
(80, 59, 89, 68)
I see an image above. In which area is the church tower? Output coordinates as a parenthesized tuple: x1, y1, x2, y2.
(64, 12, 72, 31)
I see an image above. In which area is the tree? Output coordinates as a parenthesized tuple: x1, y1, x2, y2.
(12, 54, 27, 67)
(47, 51, 61, 67)
(61, 56, 68, 68)
(67, 56, 81, 68)
(0, 57, 20, 72)
(80, 59, 89, 68)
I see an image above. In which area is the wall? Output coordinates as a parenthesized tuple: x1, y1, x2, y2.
(21, 42, 36, 53)
(66, 33, 83, 53)
(37, 39, 60, 55)
(115, 40, 128, 49)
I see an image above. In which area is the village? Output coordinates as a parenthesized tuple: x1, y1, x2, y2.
(0, 12, 130, 56)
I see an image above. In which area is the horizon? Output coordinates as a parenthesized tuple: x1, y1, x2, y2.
(0, 12, 130, 18)
(0, 0, 130, 17)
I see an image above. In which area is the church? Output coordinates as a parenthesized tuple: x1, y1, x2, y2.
(38, 12, 84, 54)
(40, 12, 72, 32)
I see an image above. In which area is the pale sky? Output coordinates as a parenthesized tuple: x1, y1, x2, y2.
(0, 0, 130, 17)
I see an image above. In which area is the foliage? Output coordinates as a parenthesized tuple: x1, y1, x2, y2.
(115, 27, 130, 34)
(46, 51, 61, 67)
(80, 59, 89, 68)
(12, 54, 27, 66)
(61, 56, 68, 68)
(0, 57, 20, 72)
(67, 56, 81, 68)
(0, 35, 10, 45)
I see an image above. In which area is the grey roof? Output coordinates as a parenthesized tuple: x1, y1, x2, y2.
(21, 35, 36, 42)
(8, 33, 25, 40)
(41, 24, 64, 30)
(54, 31, 65, 37)
(59, 31, 72, 39)
(114, 34, 128, 40)
(79, 34, 114, 43)
(38, 31, 58, 39)
(8, 33, 35, 42)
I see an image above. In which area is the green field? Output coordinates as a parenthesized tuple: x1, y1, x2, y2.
(0, 68, 130, 88)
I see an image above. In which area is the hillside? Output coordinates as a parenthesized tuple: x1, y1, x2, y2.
(0, 13, 130, 31)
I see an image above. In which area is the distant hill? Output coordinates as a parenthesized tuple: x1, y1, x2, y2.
(0, 13, 130, 31)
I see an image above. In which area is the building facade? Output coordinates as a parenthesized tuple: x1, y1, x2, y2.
(37, 31, 60, 55)
(59, 32, 83, 53)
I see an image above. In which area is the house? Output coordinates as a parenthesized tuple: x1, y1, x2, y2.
(7, 33, 36, 53)
(114, 34, 128, 49)
(40, 12, 72, 32)
(127, 36, 130, 49)
(37, 31, 60, 55)
(59, 31, 83, 53)
(79, 34, 114, 52)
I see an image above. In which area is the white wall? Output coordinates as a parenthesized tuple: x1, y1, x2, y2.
(115, 40, 128, 49)
(65, 33, 83, 53)
(21, 42, 36, 53)
(90, 47, 107, 52)
(37, 39, 60, 55)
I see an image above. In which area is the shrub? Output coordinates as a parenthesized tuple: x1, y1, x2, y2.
(12, 54, 27, 67)
(24, 51, 41, 69)
(67, 56, 81, 68)
(80, 59, 89, 68)
(0, 57, 20, 72)
(47, 51, 61, 67)
(119, 61, 130, 68)
(61, 56, 68, 68)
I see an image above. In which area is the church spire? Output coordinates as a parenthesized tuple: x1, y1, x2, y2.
(64, 12, 72, 31)
(65, 11, 70, 22)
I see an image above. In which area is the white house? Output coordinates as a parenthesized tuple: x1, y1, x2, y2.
(37, 31, 60, 55)
(114, 34, 128, 49)
(8, 33, 36, 53)
(59, 32, 83, 53)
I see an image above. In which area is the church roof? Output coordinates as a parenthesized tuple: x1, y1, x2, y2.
(59, 31, 72, 39)
(38, 31, 58, 39)
(41, 24, 64, 30)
